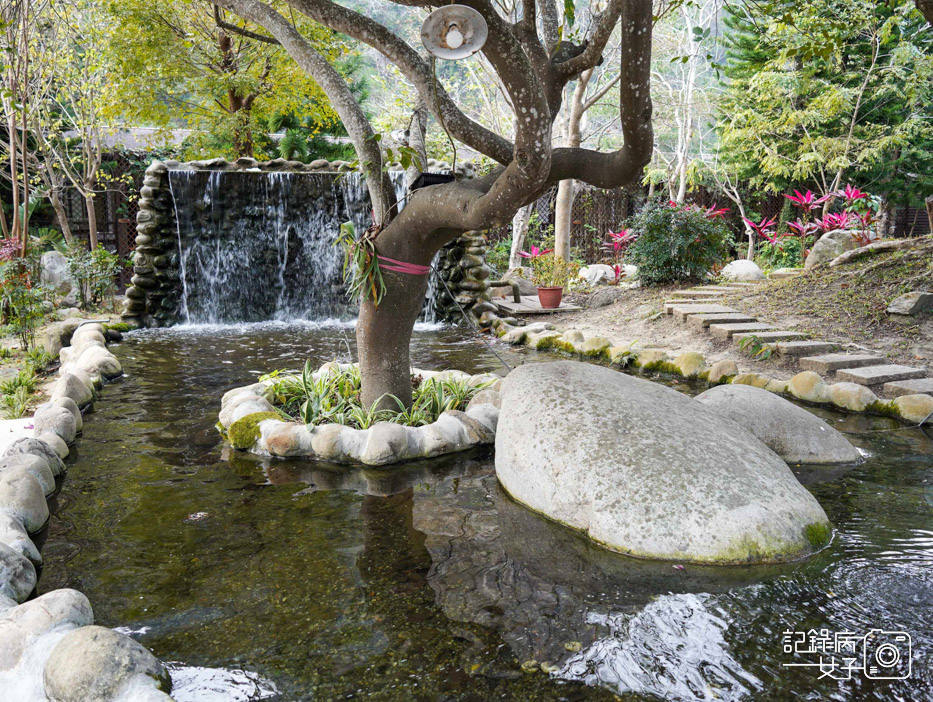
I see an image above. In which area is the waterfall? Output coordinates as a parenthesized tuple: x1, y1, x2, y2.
(167, 169, 437, 325)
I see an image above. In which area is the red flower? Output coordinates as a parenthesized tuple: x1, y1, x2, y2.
(817, 212, 851, 232)
(518, 245, 553, 259)
(743, 216, 778, 242)
(836, 184, 868, 203)
(785, 189, 830, 211)
(705, 203, 730, 219)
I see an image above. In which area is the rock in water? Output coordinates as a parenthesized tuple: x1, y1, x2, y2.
(694, 384, 862, 465)
(495, 361, 831, 564)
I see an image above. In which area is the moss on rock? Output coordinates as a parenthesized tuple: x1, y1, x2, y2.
(804, 521, 832, 550)
(227, 412, 280, 450)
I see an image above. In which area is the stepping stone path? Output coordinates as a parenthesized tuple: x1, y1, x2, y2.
(799, 353, 884, 373)
(734, 331, 809, 343)
(776, 341, 836, 357)
(836, 365, 927, 387)
(668, 304, 737, 321)
(687, 312, 758, 329)
(661, 283, 932, 398)
(710, 322, 775, 339)
(884, 378, 933, 397)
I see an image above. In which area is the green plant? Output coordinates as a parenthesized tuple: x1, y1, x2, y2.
(528, 252, 580, 288)
(486, 236, 511, 273)
(624, 199, 734, 286)
(262, 364, 492, 430)
(737, 334, 774, 360)
(0, 347, 11, 360)
(25, 346, 54, 374)
(67, 245, 127, 310)
(335, 221, 386, 306)
(0, 386, 31, 419)
(756, 236, 810, 271)
(0, 258, 47, 351)
(0, 369, 38, 395)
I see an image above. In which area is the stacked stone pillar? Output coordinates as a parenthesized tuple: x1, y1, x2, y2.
(122, 161, 180, 327)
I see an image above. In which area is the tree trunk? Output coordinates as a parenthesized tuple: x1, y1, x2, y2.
(49, 191, 75, 245)
(925, 195, 933, 234)
(357, 268, 430, 409)
(85, 193, 98, 249)
(553, 179, 577, 260)
(509, 204, 532, 269)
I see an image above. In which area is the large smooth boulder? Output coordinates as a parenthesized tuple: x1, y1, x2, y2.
(695, 384, 861, 465)
(495, 362, 831, 564)
(721, 259, 765, 281)
(40, 251, 73, 296)
(43, 625, 173, 702)
(805, 230, 859, 269)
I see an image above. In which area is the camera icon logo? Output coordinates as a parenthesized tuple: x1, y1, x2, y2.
(862, 629, 912, 680)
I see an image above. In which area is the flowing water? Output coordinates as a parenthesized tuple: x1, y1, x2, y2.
(39, 324, 933, 701)
(168, 172, 416, 326)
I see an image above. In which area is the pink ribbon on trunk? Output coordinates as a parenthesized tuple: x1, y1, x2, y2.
(377, 255, 431, 275)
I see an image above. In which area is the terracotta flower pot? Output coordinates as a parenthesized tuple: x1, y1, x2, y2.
(537, 286, 563, 309)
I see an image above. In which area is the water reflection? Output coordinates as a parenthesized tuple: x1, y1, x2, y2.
(44, 325, 933, 701)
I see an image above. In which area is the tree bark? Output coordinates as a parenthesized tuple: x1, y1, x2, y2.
(49, 191, 75, 244)
(357, 223, 432, 409)
(509, 204, 533, 269)
(85, 193, 98, 249)
(553, 179, 577, 260)
(925, 195, 933, 234)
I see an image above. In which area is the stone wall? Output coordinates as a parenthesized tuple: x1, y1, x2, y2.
(122, 158, 494, 328)
(433, 231, 500, 327)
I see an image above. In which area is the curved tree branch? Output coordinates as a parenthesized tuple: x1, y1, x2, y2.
(212, 4, 279, 44)
(554, 0, 623, 78)
(209, 0, 395, 221)
(284, 0, 514, 164)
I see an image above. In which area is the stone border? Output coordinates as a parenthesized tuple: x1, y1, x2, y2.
(492, 320, 933, 426)
(0, 324, 176, 700)
(218, 363, 502, 467)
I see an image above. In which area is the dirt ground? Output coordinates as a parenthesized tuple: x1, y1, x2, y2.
(540, 244, 933, 382)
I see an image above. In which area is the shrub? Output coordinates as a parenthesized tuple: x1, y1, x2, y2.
(623, 199, 734, 285)
(68, 245, 126, 310)
(0, 256, 47, 351)
(756, 236, 810, 272)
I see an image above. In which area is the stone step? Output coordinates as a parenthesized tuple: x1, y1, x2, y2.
(687, 312, 758, 329)
(709, 322, 776, 339)
(775, 341, 837, 357)
(836, 364, 927, 386)
(733, 330, 809, 344)
(669, 304, 739, 321)
(770, 268, 804, 280)
(685, 286, 736, 293)
(721, 282, 762, 288)
(883, 377, 933, 398)
(674, 289, 726, 298)
(798, 353, 886, 374)
(664, 298, 720, 309)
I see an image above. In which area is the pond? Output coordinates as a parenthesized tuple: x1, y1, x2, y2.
(38, 322, 933, 701)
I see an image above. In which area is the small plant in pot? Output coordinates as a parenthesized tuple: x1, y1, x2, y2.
(520, 246, 579, 309)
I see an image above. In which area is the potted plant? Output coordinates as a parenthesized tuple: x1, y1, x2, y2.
(520, 246, 578, 309)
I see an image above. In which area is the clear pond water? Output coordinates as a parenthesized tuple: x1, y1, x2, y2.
(39, 323, 933, 701)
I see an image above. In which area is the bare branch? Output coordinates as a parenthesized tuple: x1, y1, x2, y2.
(211, 0, 395, 221)
(212, 4, 279, 44)
(284, 0, 514, 164)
